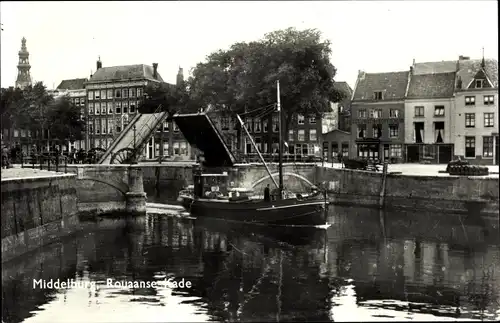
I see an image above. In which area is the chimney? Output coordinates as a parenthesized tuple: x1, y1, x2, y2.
(96, 56, 102, 70)
(410, 66, 413, 74)
(412, 58, 415, 66)
(153, 63, 158, 79)
(456, 76, 462, 89)
(459, 55, 470, 61)
(358, 70, 365, 80)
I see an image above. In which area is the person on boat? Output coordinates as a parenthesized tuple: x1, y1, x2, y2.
(264, 184, 271, 202)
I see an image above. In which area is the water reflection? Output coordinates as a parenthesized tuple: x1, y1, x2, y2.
(2, 206, 499, 322)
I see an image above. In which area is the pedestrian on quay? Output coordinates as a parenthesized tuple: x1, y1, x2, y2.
(264, 184, 271, 202)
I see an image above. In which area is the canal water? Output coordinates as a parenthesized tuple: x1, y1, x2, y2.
(2, 206, 499, 322)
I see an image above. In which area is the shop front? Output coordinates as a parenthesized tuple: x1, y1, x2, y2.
(356, 138, 380, 161)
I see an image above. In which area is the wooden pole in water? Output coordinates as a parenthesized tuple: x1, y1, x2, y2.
(378, 161, 388, 209)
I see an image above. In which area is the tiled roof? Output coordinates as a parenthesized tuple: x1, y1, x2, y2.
(352, 71, 409, 101)
(88, 64, 164, 83)
(334, 81, 353, 98)
(412, 61, 457, 75)
(413, 58, 498, 88)
(56, 78, 87, 90)
(457, 59, 498, 89)
(406, 72, 456, 99)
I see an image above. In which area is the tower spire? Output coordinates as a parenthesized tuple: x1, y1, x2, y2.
(481, 47, 485, 68)
(15, 37, 32, 90)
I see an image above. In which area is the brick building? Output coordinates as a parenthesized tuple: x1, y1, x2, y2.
(350, 70, 409, 161)
(56, 78, 88, 151)
(404, 70, 456, 163)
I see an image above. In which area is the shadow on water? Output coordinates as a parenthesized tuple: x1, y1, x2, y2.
(2, 206, 499, 322)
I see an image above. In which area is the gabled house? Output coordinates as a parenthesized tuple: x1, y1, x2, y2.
(404, 68, 456, 163)
(350, 70, 409, 161)
(453, 56, 498, 164)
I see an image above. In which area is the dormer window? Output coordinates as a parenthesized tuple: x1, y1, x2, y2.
(373, 91, 383, 100)
(475, 79, 484, 88)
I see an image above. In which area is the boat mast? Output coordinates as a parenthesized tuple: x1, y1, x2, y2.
(277, 80, 284, 199)
(236, 114, 279, 189)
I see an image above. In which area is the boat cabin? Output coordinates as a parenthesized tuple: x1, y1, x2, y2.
(193, 171, 230, 199)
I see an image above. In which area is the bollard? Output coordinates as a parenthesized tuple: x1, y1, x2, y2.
(55, 154, 59, 172)
(39, 155, 43, 170)
(47, 156, 51, 171)
(31, 155, 35, 169)
(64, 156, 67, 173)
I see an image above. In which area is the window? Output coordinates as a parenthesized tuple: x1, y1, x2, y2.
(369, 109, 382, 118)
(163, 142, 169, 156)
(116, 126, 121, 133)
(465, 136, 475, 158)
(95, 90, 100, 100)
(180, 142, 188, 155)
(173, 123, 179, 132)
(434, 122, 444, 143)
(309, 116, 316, 124)
(254, 118, 261, 132)
(298, 114, 305, 125)
(89, 125, 94, 134)
(389, 144, 402, 158)
(298, 129, 305, 141)
(484, 95, 494, 105)
(357, 124, 366, 138)
(122, 89, 128, 98)
(475, 79, 483, 88)
(115, 101, 121, 114)
(373, 91, 383, 100)
(87, 91, 93, 100)
(372, 125, 382, 138)
(221, 117, 230, 130)
(309, 129, 317, 141)
(288, 130, 294, 141)
(465, 96, 475, 106)
(484, 113, 494, 127)
(465, 113, 475, 128)
(173, 142, 180, 155)
(101, 105, 106, 115)
(130, 102, 136, 113)
(107, 102, 113, 114)
(129, 88, 136, 98)
(358, 109, 366, 118)
(434, 106, 444, 116)
(163, 121, 169, 131)
(272, 116, 279, 132)
(89, 102, 94, 114)
(115, 89, 121, 98)
(107, 89, 113, 99)
(137, 88, 143, 98)
(108, 119, 113, 134)
(342, 143, 349, 157)
(483, 136, 493, 157)
(263, 119, 268, 132)
(389, 109, 399, 118)
(101, 90, 106, 100)
(389, 124, 398, 138)
(123, 101, 128, 114)
(95, 102, 100, 115)
(414, 106, 424, 117)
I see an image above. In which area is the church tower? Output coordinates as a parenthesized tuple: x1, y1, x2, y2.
(16, 37, 32, 90)
(176, 66, 184, 86)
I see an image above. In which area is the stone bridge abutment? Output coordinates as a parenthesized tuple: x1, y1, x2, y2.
(66, 165, 146, 215)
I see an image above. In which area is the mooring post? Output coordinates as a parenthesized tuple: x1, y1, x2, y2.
(378, 161, 389, 209)
(126, 165, 147, 215)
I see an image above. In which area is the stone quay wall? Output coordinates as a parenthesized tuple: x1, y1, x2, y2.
(1, 174, 79, 263)
(138, 163, 499, 215)
(316, 167, 499, 216)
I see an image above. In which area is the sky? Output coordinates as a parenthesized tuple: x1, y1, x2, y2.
(0, 1, 498, 90)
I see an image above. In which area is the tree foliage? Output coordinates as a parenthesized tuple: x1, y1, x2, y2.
(187, 27, 347, 128)
(0, 82, 86, 144)
(141, 81, 190, 115)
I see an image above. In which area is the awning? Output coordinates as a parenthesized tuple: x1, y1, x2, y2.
(171, 112, 236, 167)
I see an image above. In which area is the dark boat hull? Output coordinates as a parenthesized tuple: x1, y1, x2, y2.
(187, 197, 328, 226)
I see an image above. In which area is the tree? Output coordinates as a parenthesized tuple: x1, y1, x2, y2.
(1, 82, 86, 151)
(48, 95, 86, 144)
(141, 81, 190, 115)
(1, 87, 24, 132)
(187, 27, 347, 132)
